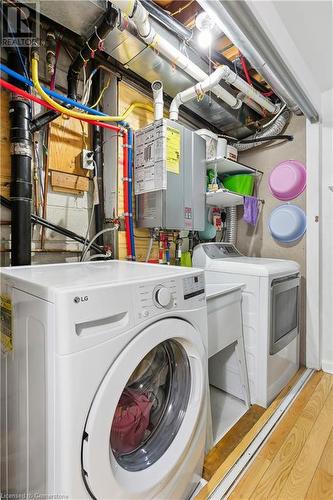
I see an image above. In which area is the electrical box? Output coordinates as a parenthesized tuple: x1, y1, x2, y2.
(134, 119, 206, 230)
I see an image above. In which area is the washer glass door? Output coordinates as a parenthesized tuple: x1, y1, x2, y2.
(81, 318, 205, 499)
(110, 340, 190, 471)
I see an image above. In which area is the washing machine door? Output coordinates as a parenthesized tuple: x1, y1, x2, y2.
(81, 317, 206, 499)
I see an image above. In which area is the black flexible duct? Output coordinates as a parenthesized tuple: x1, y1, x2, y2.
(67, 5, 118, 100)
(7, 49, 32, 266)
(235, 134, 293, 144)
(91, 69, 105, 246)
(0, 195, 103, 254)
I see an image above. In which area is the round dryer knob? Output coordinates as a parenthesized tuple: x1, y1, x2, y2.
(155, 286, 172, 307)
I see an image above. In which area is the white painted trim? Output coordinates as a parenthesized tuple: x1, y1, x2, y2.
(205, 369, 314, 500)
(322, 360, 333, 375)
(247, 2, 321, 115)
(305, 122, 321, 370)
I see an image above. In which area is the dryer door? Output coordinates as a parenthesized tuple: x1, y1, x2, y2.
(81, 317, 206, 499)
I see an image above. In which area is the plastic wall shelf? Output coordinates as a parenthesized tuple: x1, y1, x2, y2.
(206, 189, 244, 208)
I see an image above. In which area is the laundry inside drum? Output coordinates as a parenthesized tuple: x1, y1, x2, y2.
(110, 340, 191, 471)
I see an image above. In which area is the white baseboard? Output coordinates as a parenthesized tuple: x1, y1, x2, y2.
(322, 360, 333, 374)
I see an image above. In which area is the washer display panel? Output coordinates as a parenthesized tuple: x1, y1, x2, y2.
(110, 340, 191, 471)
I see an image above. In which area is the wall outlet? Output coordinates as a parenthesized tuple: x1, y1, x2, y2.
(81, 149, 94, 170)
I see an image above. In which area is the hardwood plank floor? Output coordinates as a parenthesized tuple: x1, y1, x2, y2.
(197, 368, 306, 500)
(203, 404, 265, 481)
(228, 372, 333, 500)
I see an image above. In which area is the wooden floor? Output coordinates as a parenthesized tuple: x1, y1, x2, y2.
(203, 404, 265, 481)
(197, 369, 307, 500)
(228, 371, 333, 499)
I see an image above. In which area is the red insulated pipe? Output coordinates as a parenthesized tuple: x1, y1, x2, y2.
(0, 77, 55, 109)
(0, 78, 122, 133)
(122, 131, 131, 259)
(0, 77, 134, 257)
(240, 54, 253, 86)
(239, 56, 274, 98)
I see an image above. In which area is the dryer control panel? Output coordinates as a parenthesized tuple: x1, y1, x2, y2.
(134, 273, 205, 323)
(202, 243, 242, 259)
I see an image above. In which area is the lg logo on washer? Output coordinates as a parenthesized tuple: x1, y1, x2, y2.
(73, 296, 89, 304)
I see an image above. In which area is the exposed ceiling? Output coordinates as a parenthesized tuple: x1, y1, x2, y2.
(26, 0, 277, 136)
(153, 0, 268, 85)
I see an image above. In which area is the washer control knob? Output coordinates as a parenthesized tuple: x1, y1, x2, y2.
(155, 287, 172, 307)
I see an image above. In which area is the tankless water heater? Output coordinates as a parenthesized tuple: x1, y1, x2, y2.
(134, 119, 206, 230)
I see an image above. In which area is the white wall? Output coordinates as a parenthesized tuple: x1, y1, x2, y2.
(247, 0, 333, 372)
(320, 88, 333, 373)
(237, 115, 307, 364)
(248, 0, 333, 118)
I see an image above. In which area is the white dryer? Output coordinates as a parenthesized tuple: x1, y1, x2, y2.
(0, 261, 208, 499)
(193, 243, 300, 408)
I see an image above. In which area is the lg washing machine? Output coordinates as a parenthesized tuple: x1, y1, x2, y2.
(0, 261, 208, 499)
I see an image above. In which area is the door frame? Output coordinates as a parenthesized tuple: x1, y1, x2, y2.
(305, 121, 321, 369)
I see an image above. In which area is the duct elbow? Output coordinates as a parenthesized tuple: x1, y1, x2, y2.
(169, 95, 182, 121)
(169, 104, 179, 121)
(151, 80, 164, 121)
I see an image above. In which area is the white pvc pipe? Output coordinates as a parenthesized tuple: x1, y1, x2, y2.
(111, 0, 241, 110)
(170, 66, 238, 120)
(221, 66, 279, 113)
(237, 92, 266, 117)
(170, 64, 277, 120)
(151, 80, 164, 121)
(113, 1, 278, 115)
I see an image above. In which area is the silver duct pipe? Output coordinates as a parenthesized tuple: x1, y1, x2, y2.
(197, 0, 319, 123)
(226, 207, 237, 245)
(235, 110, 290, 151)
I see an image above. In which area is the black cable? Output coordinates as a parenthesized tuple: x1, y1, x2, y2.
(0, 195, 104, 254)
(235, 134, 293, 144)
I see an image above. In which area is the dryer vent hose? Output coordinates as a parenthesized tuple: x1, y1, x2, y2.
(226, 206, 237, 245)
(235, 111, 290, 151)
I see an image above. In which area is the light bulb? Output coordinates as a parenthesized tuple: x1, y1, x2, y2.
(197, 30, 212, 48)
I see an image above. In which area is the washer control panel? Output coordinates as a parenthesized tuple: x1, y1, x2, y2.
(136, 279, 178, 321)
(135, 272, 205, 323)
(153, 286, 172, 307)
(183, 274, 205, 300)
